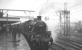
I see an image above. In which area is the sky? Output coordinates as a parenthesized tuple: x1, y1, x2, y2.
(0, 0, 82, 22)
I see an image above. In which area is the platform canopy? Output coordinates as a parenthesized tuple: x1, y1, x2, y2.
(0, 17, 20, 24)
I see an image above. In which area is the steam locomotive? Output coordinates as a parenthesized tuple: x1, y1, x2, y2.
(11, 16, 53, 50)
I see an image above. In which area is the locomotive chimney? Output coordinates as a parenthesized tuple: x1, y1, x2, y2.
(37, 16, 41, 20)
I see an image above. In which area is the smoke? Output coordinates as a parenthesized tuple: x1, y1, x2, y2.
(45, 18, 59, 42)
(40, 3, 59, 42)
(39, 0, 76, 42)
(39, 2, 55, 15)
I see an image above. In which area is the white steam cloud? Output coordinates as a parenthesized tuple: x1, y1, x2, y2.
(39, 2, 59, 42)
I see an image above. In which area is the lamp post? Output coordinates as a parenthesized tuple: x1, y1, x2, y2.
(59, 3, 70, 38)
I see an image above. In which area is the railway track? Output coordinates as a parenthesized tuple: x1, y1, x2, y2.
(49, 43, 66, 50)
(50, 33, 82, 50)
(57, 37, 82, 50)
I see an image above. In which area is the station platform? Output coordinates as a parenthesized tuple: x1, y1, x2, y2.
(0, 32, 30, 50)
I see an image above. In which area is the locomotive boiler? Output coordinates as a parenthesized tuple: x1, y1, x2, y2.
(11, 16, 53, 50)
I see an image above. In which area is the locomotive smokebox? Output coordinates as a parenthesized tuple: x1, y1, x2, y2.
(37, 16, 41, 20)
